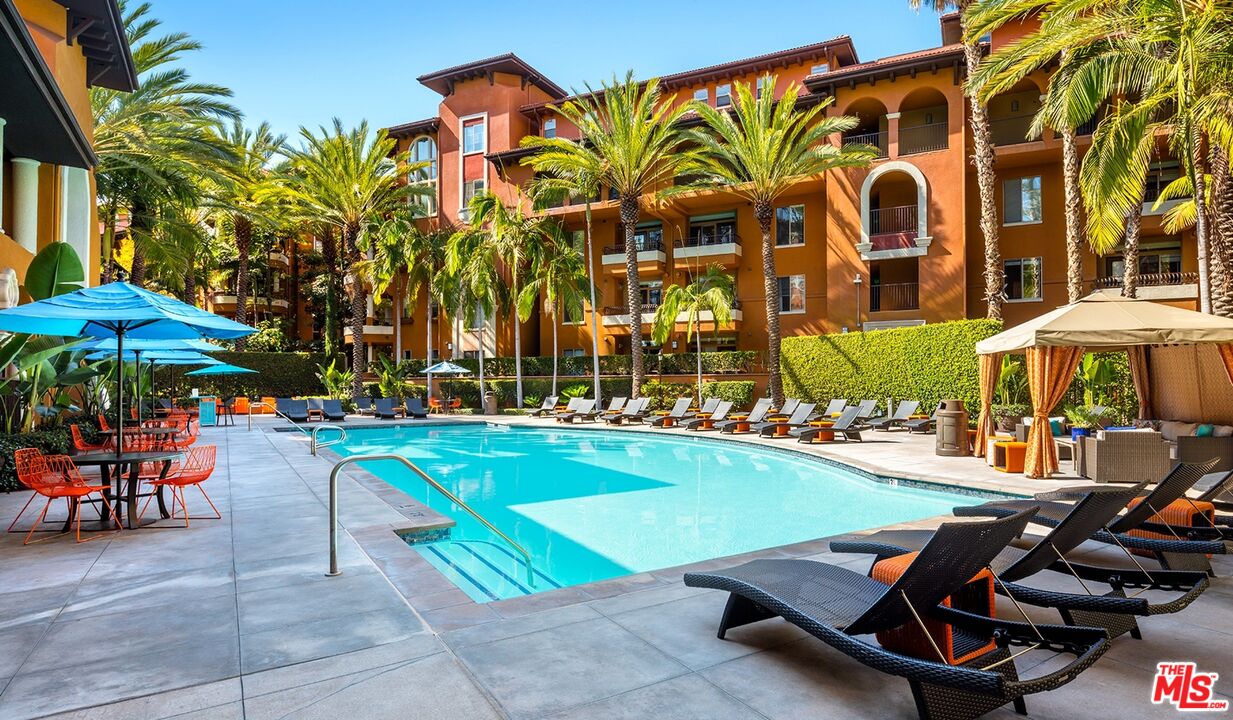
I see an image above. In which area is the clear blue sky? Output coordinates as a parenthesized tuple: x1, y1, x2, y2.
(153, 0, 947, 140)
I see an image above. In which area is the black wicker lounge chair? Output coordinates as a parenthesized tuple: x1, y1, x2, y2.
(404, 398, 429, 418)
(685, 508, 1109, 720)
(791, 406, 865, 443)
(650, 398, 693, 427)
(755, 403, 816, 437)
(832, 484, 1211, 640)
(867, 400, 922, 431)
(556, 398, 597, 423)
(905, 404, 942, 434)
(604, 397, 651, 425)
(717, 398, 773, 434)
(355, 397, 374, 416)
(684, 401, 734, 430)
(529, 396, 559, 417)
(954, 459, 1226, 572)
(320, 399, 347, 421)
(374, 398, 402, 420)
(275, 398, 309, 423)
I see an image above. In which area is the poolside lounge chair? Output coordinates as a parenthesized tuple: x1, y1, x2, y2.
(904, 403, 941, 434)
(696, 397, 721, 417)
(556, 398, 597, 423)
(529, 396, 559, 417)
(954, 459, 1226, 572)
(791, 406, 865, 443)
(852, 399, 878, 419)
(404, 398, 429, 418)
(684, 401, 733, 431)
(599, 397, 628, 417)
(755, 403, 816, 437)
(866, 400, 921, 431)
(355, 397, 374, 416)
(374, 398, 403, 420)
(320, 399, 347, 421)
(605, 397, 651, 425)
(650, 398, 693, 427)
(306, 398, 326, 421)
(833, 484, 1212, 640)
(768, 398, 800, 420)
(821, 399, 847, 417)
(551, 397, 583, 420)
(276, 398, 310, 423)
(716, 398, 772, 434)
(685, 508, 1109, 720)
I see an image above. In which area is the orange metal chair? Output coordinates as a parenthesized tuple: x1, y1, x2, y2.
(449, 398, 462, 411)
(428, 397, 444, 413)
(7, 449, 121, 544)
(97, 413, 112, 432)
(71, 424, 111, 453)
(139, 445, 219, 527)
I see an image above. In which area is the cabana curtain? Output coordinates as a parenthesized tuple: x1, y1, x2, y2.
(974, 352, 1002, 458)
(1127, 346, 1152, 420)
(1024, 346, 1084, 478)
(1221, 344, 1233, 385)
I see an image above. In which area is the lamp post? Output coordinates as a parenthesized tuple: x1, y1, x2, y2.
(853, 273, 863, 330)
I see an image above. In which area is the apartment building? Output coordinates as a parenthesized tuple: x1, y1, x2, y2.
(362, 12, 1196, 362)
(1, 0, 135, 299)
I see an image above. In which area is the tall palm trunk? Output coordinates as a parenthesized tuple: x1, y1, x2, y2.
(584, 199, 602, 406)
(425, 280, 434, 365)
(620, 196, 644, 398)
(512, 269, 524, 409)
(233, 216, 252, 349)
(963, 35, 1003, 320)
(551, 302, 559, 396)
(343, 224, 366, 399)
(695, 326, 703, 405)
(101, 206, 118, 284)
(129, 196, 149, 288)
(1122, 184, 1145, 299)
(1209, 146, 1233, 317)
(1188, 122, 1212, 313)
(477, 323, 486, 403)
(1061, 125, 1084, 303)
(322, 228, 339, 358)
(754, 201, 784, 407)
(183, 267, 196, 305)
(393, 277, 402, 364)
(130, 245, 146, 287)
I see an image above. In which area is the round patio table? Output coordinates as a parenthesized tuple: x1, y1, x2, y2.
(72, 450, 181, 529)
(100, 426, 182, 448)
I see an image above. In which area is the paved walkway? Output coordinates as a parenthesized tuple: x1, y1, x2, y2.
(0, 418, 1227, 719)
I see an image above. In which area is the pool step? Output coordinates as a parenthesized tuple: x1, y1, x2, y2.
(416, 539, 560, 603)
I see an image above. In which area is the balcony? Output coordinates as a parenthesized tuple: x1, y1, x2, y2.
(208, 294, 290, 313)
(674, 231, 742, 268)
(843, 130, 888, 159)
(869, 282, 920, 312)
(1092, 271, 1198, 301)
(989, 114, 1037, 147)
(600, 304, 658, 328)
(268, 251, 290, 268)
(898, 122, 948, 155)
(601, 237, 667, 273)
(342, 324, 395, 344)
(866, 205, 918, 251)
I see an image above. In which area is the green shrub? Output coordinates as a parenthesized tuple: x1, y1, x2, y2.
(1061, 351, 1135, 424)
(701, 380, 756, 408)
(0, 428, 70, 492)
(657, 351, 761, 375)
(641, 381, 694, 410)
(781, 320, 1003, 413)
(160, 351, 336, 398)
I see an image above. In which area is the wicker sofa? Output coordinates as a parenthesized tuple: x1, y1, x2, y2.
(1081, 430, 1173, 483)
(1157, 420, 1233, 471)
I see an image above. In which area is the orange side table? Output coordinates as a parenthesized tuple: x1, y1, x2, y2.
(993, 441, 1028, 473)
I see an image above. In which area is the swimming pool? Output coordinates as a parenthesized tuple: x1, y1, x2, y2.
(335, 424, 983, 603)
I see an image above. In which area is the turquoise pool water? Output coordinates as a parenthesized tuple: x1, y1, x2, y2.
(335, 424, 982, 602)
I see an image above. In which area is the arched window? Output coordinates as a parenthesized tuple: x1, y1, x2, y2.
(409, 136, 438, 216)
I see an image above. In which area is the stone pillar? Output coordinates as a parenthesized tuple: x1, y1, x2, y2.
(886, 112, 901, 159)
(11, 158, 40, 253)
(59, 166, 92, 286)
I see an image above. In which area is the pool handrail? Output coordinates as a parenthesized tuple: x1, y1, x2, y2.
(326, 453, 536, 588)
(310, 424, 347, 455)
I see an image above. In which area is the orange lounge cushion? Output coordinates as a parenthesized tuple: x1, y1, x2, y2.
(1125, 497, 1216, 549)
(871, 552, 997, 665)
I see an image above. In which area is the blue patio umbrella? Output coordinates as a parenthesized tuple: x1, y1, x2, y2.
(184, 363, 257, 376)
(84, 337, 222, 353)
(423, 361, 472, 405)
(85, 350, 224, 413)
(0, 282, 253, 453)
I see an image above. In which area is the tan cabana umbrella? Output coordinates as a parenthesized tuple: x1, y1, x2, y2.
(974, 293, 1233, 478)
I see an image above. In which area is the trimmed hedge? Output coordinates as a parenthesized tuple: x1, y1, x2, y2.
(781, 320, 1003, 414)
(398, 351, 759, 378)
(701, 380, 756, 408)
(159, 351, 334, 398)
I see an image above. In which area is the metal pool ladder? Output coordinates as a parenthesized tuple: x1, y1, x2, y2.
(326, 454, 536, 588)
(310, 424, 346, 455)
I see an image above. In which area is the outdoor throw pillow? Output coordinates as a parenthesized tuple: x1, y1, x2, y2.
(1196, 424, 1215, 437)
(1049, 419, 1064, 436)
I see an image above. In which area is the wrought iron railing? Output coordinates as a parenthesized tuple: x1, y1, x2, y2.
(844, 130, 889, 158)
(989, 114, 1038, 146)
(870, 205, 917, 234)
(899, 122, 949, 154)
(870, 282, 920, 312)
(1092, 271, 1198, 289)
(680, 231, 741, 248)
(602, 237, 664, 255)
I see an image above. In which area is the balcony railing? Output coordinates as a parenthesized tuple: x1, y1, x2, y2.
(899, 122, 948, 155)
(867, 205, 919, 252)
(603, 237, 664, 255)
(680, 230, 740, 248)
(843, 130, 889, 159)
(602, 303, 659, 315)
(1092, 271, 1198, 290)
(989, 114, 1038, 146)
(870, 282, 920, 312)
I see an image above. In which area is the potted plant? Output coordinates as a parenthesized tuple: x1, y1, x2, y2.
(992, 403, 1030, 433)
(1065, 405, 1098, 441)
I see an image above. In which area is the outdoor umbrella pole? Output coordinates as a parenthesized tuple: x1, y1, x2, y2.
(115, 329, 125, 456)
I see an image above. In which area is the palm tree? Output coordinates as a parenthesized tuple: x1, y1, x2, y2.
(651, 265, 735, 403)
(279, 120, 426, 397)
(520, 143, 606, 406)
(541, 72, 696, 398)
(408, 227, 453, 365)
(356, 211, 419, 363)
(518, 221, 589, 396)
(208, 121, 286, 346)
(683, 77, 873, 406)
(909, 0, 1004, 318)
(443, 219, 502, 400)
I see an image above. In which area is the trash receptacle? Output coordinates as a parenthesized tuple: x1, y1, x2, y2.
(483, 391, 497, 415)
(935, 399, 970, 456)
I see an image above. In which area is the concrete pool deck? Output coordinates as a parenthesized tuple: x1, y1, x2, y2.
(0, 415, 1228, 719)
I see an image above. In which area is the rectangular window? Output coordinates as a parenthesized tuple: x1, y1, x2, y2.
(640, 281, 662, 309)
(463, 350, 480, 360)
(630, 223, 663, 252)
(693, 88, 709, 103)
(715, 84, 732, 108)
(543, 118, 556, 139)
(687, 212, 737, 246)
(1004, 257, 1042, 301)
(756, 75, 771, 99)
(777, 275, 806, 313)
(775, 205, 805, 246)
(1003, 176, 1042, 225)
(463, 179, 486, 205)
(810, 63, 829, 74)
(563, 348, 585, 358)
(462, 119, 486, 154)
